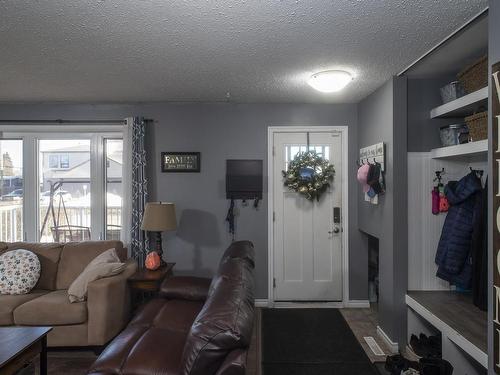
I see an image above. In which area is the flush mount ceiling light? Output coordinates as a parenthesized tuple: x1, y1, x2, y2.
(307, 70, 353, 93)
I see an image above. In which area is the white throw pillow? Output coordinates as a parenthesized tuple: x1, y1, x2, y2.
(68, 248, 125, 303)
(0, 249, 41, 295)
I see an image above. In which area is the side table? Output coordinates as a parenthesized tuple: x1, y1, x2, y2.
(128, 262, 175, 309)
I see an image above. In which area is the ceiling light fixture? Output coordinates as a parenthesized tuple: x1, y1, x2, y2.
(307, 70, 353, 93)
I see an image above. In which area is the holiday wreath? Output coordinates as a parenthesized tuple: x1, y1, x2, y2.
(282, 150, 335, 201)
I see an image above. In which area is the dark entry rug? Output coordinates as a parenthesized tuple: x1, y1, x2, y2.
(262, 308, 378, 375)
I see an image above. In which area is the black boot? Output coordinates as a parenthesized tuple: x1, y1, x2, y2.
(419, 358, 453, 375)
(385, 355, 419, 375)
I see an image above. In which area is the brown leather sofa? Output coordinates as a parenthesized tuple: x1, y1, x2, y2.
(0, 241, 137, 347)
(88, 240, 255, 375)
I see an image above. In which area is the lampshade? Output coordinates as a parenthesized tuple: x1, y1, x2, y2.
(141, 202, 177, 232)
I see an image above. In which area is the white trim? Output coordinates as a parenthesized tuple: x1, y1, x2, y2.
(254, 299, 269, 308)
(255, 299, 370, 309)
(267, 126, 350, 306)
(120, 118, 133, 249)
(405, 294, 487, 368)
(377, 325, 399, 354)
(344, 300, 371, 308)
(272, 301, 345, 309)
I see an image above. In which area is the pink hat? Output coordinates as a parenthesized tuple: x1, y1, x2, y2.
(357, 164, 371, 193)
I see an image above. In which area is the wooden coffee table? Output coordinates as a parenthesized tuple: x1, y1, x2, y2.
(0, 326, 52, 375)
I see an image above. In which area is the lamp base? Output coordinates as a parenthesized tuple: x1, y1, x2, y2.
(153, 231, 167, 266)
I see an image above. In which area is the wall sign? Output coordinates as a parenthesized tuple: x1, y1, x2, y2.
(358, 142, 385, 171)
(161, 152, 200, 172)
(493, 61, 500, 373)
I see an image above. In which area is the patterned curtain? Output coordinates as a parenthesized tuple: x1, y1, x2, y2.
(129, 117, 149, 266)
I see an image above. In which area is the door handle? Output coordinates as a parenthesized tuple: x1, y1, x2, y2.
(328, 227, 340, 234)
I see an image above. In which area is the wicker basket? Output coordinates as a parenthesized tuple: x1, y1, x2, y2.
(457, 56, 488, 94)
(465, 111, 488, 141)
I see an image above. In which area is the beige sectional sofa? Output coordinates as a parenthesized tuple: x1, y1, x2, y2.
(0, 240, 137, 347)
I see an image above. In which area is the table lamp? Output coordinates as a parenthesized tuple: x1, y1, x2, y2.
(141, 202, 177, 265)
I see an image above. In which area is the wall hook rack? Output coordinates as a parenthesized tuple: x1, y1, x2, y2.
(358, 142, 385, 171)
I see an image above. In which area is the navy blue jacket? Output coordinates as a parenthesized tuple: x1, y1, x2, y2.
(435, 172, 482, 289)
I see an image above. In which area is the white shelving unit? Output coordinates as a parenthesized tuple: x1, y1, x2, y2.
(406, 294, 487, 369)
(430, 87, 488, 119)
(431, 140, 488, 159)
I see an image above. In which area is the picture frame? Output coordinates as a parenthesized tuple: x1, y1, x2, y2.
(161, 152, 201, 173)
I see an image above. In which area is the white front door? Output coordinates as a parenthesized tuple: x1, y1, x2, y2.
(272, 130, 344, 301)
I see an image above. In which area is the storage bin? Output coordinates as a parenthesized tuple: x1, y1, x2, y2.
(465, 111, 488, 141)
(457, 55, 488, 94)
(439, 124, 469, 147)
(440, 81, 465, 103)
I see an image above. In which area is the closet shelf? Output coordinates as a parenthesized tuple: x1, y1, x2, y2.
(406, 292, 487, 368)
(430, 87, 488, 119)
(430, 140, 488, 159)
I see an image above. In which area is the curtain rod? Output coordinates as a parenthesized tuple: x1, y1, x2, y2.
(0, 119, 153, 125)
(0, 119, 125, 124)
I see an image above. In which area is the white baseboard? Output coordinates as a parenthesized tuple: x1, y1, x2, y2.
(254, 299, 370, 309)
(377, 325, 399, 354)
(272, 301, 344, 308)
(344, 300, 370, 308)
(254, 299, 269, 307)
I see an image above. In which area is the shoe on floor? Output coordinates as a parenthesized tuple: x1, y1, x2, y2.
(410, 333, 442, 358)
(419, 357, 453, 375)
(385, 354, 419, 375)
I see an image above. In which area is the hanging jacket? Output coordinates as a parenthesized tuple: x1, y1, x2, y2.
(435, 172, 482, 289)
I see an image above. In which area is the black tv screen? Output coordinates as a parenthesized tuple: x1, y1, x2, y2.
(226, 159, 263, 199)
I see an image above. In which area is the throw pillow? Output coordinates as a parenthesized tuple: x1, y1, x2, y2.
(68, 248, 125, 303)
(0, 249, 41, 295)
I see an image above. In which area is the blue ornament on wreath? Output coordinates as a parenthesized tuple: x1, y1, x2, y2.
(299, 167, 315, 181)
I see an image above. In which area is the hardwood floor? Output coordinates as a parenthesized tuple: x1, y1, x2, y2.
(340, 306, 392, 363)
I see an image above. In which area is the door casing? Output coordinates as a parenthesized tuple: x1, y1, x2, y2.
(267, 126, 349, 307)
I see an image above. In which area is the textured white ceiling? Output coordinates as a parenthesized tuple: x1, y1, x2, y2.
(0, 1, 488, 103)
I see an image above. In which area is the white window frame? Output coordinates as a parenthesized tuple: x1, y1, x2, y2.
(0, 124, 124, 242)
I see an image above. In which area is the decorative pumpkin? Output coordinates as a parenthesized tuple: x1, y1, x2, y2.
(145, 251, 161, 270)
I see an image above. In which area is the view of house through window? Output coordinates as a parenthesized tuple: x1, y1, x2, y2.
(0, 134, 123, 243)
(105, 139, 123, 240)
(39, 139, 91, 242)
(0, 140, 23, 242)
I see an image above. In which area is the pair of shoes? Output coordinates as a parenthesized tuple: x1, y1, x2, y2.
(402, 369, 420, 375)
(419, 358, 453, 375)
(385, 354, 419, 375)
(385, 355, 453, 375)
(410, 333, 442, 358)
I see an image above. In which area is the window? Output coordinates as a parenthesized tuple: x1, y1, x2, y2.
(0, 129, 123, 242)
(48, 154, 59, 169)
(39, 140, 91, 242)
(0, 140, 23, 242)
(60, 154, 69, 168)
(105, 139, 123, 240)
(284, 144, 330, 171)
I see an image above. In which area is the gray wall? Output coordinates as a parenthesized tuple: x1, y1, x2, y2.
(407, 76, 459, 152)
(488, 1, 499, 373)
(358, 76, 408, 346)
(0, 102, 366, 300)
